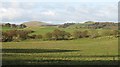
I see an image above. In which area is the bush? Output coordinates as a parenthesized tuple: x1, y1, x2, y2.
(89, 30, 100, 38)
(73, 30, 89, 39)
(35, 35, 43, 39)
(45, 32, 52, 40)
(111, 30, 118, 36)
(52, 29, 71, 40)
(44, 29, 71, 40)
(2, 30, 33, 42)
(101, 30, 118, 36)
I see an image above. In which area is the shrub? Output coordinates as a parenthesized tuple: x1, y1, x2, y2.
(101, 30, 118, 36)
(35, 35, 43, 39)
(45, 32, 52, 40)
(2, 30, 33, 42)
(73, 30, 89, 39)
(89, 30, 100, 38)
(52, 29, 71, 40)
(44, 29, 71, 40)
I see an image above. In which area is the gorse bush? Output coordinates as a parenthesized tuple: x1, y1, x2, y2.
(1, 29, 119, 42)
(73, 30, 89, 39)
(101, 30, 118, 36)
(2, 30, 33, 42)
(44, 32, 52, 40)
(29, 34, 43, 39)
(45, 29, 71, 40)
(88, 30, 100, 38)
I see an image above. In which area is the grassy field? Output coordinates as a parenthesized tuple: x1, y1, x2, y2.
(2, 37, 118, 65)
(20, 26, 112, 36)
(2, 26, 113, 35)
(2, 25, 119, 65)
(2, 27, 19, 31)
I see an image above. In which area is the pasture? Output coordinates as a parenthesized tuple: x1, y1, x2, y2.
(2, 37, 118, 65)
(2, 24, 119, 65)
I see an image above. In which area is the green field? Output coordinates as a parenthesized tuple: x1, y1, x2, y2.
(2, 25, 119, 65)
(2, 37, 118, 65)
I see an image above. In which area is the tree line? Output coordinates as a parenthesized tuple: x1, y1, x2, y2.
(1, 30, 34, 42)
(1, 29, 119, 42)
(58, 23, 75, 28)
(87, 22, 118, 29)
(58, 21, 118, 30)
(2, 23, 27, 28)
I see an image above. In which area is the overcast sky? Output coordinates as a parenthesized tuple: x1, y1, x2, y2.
(0, 0, 119, 24)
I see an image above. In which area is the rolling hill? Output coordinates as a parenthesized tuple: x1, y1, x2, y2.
(23, 21, 51, 27)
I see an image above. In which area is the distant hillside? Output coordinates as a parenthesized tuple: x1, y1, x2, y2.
(58, 22, 118, 30)
(23, 21, 51, 27)
(84, 21, 95, 24)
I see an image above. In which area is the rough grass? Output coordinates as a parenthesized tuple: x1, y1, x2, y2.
(2, 37, 118, 65)
(2, 26, 119, 65)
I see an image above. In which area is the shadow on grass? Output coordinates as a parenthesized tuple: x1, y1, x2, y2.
(2, 49, 80, 53)
(2, 60, 119, 65)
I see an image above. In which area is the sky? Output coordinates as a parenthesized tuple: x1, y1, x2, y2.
(0, 0, 119, 24)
